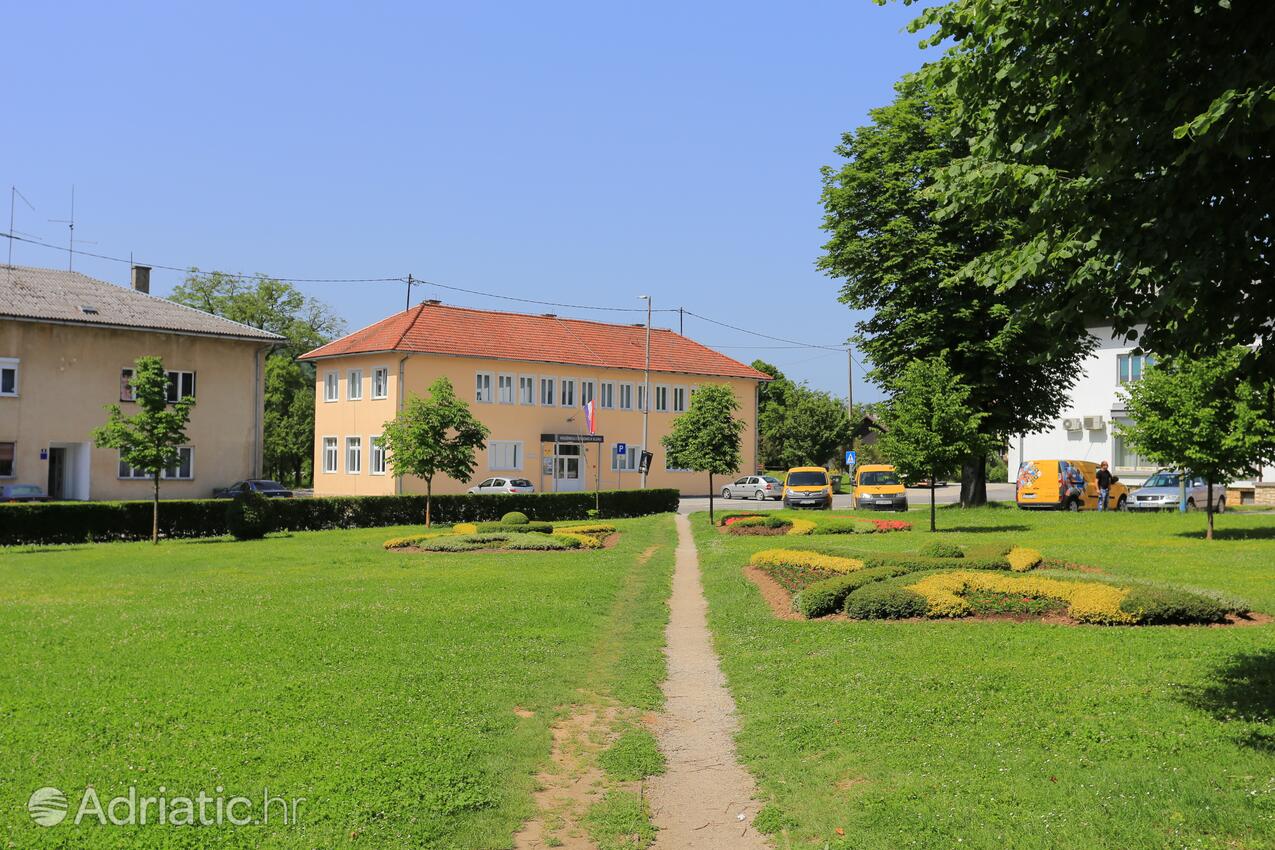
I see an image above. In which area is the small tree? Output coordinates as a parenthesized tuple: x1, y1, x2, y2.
(1118, 348, 1275, 540)
(879, 357, 986, 532)
(662, 384, 746, 524)
(380, 377, 489, 527)
(92, 356, 194, 544)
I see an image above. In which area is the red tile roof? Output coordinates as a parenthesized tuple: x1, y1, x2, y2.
(300, 302, 771, 381)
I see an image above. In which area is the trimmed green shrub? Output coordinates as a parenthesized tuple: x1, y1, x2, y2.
(810, 519, 877, 535)
(726, 515, 789, 531)
(474, 520, 554, 534)
(844, 584, 928, 619)
(1119, 585, 1229, 624)
(416, 532, 581, 553)
(224, 490, 274, 540)
(864, 554, 1011, 573)
(501, 511, 529, 525)
(792, 567, 909, 618)
(0, 488, 679, 546)
(717, 511, 766, 526)
(921, 542, 964, 559)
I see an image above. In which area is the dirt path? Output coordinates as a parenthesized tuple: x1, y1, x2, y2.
(646, 514, 770, 848)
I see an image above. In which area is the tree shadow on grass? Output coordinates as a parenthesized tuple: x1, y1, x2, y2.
(1181, 649, 1275, 752)
(1174, 526, 1275, 541)
(941, 525, 1031, 534)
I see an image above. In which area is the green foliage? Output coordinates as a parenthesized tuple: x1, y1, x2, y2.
(501, 511, 529, 525)
(753, 360, 851, 469)
(474, 520, 553, 534)
(662, 383, 746, 522)
(262, 357, 316, 487)
(91, 356, 194, 544)
(417, 532, 581, 552)
(727, 515, 789, 530)
(584, 790, 656, 850)
(1119, 586, 1229, 626)
(381, 377, 491, 526)
(224, 489, 274, 540)
(880, 357, 986, 531)
(793, 567, 909, 619)
(844, 583, 928, 620)
(598, 729, 666, 781)
(810, 519, 878, 535)
(921, 542, 964, 559)
(752, 803, 797, 836)
(716, 511, 766, 526)
(1119, 348, 1275, 539)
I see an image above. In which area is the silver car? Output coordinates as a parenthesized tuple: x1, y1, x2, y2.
(1128, 470, 1225, 512)
(467, 477, 535, 494)
(721, 475, 783, 501)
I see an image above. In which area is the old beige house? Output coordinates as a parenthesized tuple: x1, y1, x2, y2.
(0, 264, 282, 500)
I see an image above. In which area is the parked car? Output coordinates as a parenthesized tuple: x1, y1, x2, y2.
(212, 480, 294, 499)
(853, 464, 909, 512)
(721, 475, 783, 501)
(467, 477, 535, 494)
(782, 467, 833, 509)
(1128, 470, 1225, 513)
(0, 483, 48, 502)
(1016, 459, 1129, 511)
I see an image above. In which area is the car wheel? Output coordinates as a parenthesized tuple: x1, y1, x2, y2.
(1116, 495, 1128, 512)
(1217, 497, 1226, 514)
(754, 490, 766, 501)
(1067, 498, 1080, 512)
(722, 488, 731, 499)
(1186, 498, 1197, 512)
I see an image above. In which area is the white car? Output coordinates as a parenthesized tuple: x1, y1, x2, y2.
(721, 475, 783, 501)
(467, 477, 535, 494)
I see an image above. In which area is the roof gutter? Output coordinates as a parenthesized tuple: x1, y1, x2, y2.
(0, 313, 284, 344)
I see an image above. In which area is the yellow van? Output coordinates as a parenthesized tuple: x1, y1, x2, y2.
(1016, 459, 1130, 511)
(852, 464, 909, 512)
(782, 466, 833, 509)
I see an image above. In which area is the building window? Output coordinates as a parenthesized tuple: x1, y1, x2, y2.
(322, 437, 338, 473)
(370, 435, 386, 474)
(618, 383, 633, 411)
(655, 385, 669, 412)
(637, 385, 647, 412)
(599, 382, 615, 409)
(372, 366, 389, 399)
(498, 373, 515, 404)
(348, 369, 364, 401)
(673, 386, 687, 413)
(1112, 419, 1157, 470)
(120, 368, 135, 402)
(0, 442, 13, 477)
(540, 377, 556, 406)
(0, 358, 16, 397)
(346, 437, 362, 474)
(166, 371, 196, 403)
(581, 380, 596, 407)
(490, 440, 523, 470)
(324, 371, 339, 402)
(1117, 353, 1155, 384)
(519, 375, 536, 405)
(561, 378, 576, 408)
(476, 372, 493, 403)
(612, 443, 642, 472)
(120, 447, 194, 479)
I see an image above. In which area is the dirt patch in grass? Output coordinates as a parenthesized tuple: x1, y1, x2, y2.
(744, 565, 804, 622)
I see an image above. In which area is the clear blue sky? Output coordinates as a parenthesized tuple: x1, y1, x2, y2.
(2, 1, 930, 402)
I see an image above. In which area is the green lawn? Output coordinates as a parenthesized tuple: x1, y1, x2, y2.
(0, 515, 674, 848)
(696, 507, 1275, 850)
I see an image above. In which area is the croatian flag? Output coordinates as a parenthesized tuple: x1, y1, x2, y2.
(584, 399, 596, 434)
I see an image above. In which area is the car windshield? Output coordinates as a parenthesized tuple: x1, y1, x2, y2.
(510, 479, 532, 487)
(787, 471, 827, 487)
(860, 471, 900, 486)
(1143, 472, 1182, 488)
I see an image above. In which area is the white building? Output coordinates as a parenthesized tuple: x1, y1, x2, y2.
(1006, 325, 1271, 504)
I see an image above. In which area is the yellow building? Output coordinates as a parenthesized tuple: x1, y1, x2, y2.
(300, 301, 769, 496)
(0, 264, 282, 500)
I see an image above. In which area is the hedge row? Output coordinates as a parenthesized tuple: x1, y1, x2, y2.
(0, 489, 680, 546)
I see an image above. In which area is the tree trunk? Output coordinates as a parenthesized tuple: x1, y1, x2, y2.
(960, 454, 988, 507)
(708, 472, 714, 524)
(152, 472, 160, 544)
(930, 471, 937, 533)
(1206, 481, 1214, 541)
(425, 477, 433, 528)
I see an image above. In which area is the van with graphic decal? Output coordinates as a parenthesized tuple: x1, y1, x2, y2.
(1016, 459, 1129, 511)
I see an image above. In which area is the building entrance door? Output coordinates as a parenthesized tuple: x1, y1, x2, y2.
(47, 448, 66, 500)
(553, 444, 584, 492)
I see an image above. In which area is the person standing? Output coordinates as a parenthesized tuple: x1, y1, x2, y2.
(1095, 461, 1116, 511)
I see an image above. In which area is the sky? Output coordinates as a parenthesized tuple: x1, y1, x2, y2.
(2, 1, 933, 403)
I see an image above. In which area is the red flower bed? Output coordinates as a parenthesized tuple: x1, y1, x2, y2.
(871, 519, 912, 532)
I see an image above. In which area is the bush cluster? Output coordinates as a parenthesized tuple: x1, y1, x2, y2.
(786, 518, 817, 535)
(417, 532, 583, 552)
(225, 490, 273, 540)
(844, 584, 928, 619)
(1006, 546, 1043, 572)
(920, 542, 964, 558)
(717, 512, 764, 526)
(474, 520, 554, 534)
(1118, 585, 1229, 624)
(906, 571, 1135, 623)
(793, 567, 910, 618)
(750, 548, 865, 574)
(0, 488, 679, 546)
(501, 511, 529, 525)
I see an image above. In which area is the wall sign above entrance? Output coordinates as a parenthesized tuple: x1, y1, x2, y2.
(540, 433, 604, 444)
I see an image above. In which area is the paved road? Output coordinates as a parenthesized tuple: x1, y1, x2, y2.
(677, 482, 1017, 514)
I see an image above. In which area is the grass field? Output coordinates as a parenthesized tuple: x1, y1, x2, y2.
(0, 515, 674, 848)
(695, 507, 1275, 849)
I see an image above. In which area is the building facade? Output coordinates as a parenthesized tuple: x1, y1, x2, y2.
(0, 265, 282, 500)
(300, 302, 769, 496)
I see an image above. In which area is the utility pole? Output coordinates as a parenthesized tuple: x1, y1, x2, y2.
(640, 295, 652, 488)
(404, 273, 414, 311)
(846, 347, 854, 418)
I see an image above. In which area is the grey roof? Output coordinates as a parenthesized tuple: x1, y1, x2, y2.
(0, 265, 283, 342)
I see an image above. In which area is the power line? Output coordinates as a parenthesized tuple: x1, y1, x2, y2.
(412, 275, 678, 314)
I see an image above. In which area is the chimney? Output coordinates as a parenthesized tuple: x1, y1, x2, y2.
(131, 265, 151, 294)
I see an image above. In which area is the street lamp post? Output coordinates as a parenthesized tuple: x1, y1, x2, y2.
(640, 294, 652, 489)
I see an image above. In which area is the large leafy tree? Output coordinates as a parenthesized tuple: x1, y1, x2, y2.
(879, 357, 986, 532)
(662, 384, 746, 523)
(1118, 348, 1275, 540)
(170, 270, 345, 485)
(92, 357, 194, 544)
(906, 0, 1275, 374)
(818, 72, 1090, 506)
(752, 360, 851, 470)
(380, 377, 490, 528)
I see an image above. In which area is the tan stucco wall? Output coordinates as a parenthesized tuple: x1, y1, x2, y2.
(309, 352, 761, 497)
(0, 319, 270, 500)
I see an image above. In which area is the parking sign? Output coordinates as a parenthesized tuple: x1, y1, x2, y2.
(616, 442, 627, 455)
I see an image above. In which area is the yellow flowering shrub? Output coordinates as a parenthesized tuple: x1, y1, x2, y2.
(554, 532, 604, 549)
(906, 571, 1134, 624)
(1006, 547, 1043, 572)
(383, 530, 455, 549)
(786, 519, 817, 536)
(554, 523, 617, 536)
(453, 523, 479, 535)
(750, 549, 865, 574)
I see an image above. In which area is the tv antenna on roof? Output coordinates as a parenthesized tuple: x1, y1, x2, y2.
(48, 185, 96, 271)
(7, 186, 36, 278)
